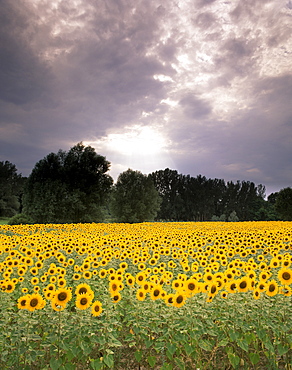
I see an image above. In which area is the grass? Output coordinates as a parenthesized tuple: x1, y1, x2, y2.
(0, 217, 9, 225)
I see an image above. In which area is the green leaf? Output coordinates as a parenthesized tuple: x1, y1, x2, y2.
(198, 339, 214, 351)
(218, 338, 229, 347)
(174, 357, 185, 370)
(244, 332, 256, 345)
(264, 338, 274, 353)
(166, 343, 176, 356)
(229, 330, 240, 342)
(90, 358, 104, 370)
(145, 339, 153, 348)
(147, 356, 156, 368)
(183, 343, 194, 356)
(103, 354, 114, 368)
(249, 352, 260, 365)
(90, 358, 103, 370)
(227, 352, 240, 368)
(63, 364, 76, 370)
(277, 343, 289, 356)
(134, 350, 142, 362)
(160, 363, 173, 370)
(237, 338, 249, 352)
(50, 357, 63, 370)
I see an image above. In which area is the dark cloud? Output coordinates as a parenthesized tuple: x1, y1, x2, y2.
(179, 93, 212, 119)
(0, 0, 291, 195)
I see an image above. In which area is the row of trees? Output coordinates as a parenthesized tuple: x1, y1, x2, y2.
(1, 143, 291, 223)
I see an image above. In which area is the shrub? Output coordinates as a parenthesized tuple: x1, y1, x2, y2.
(8, 213, 35, 225)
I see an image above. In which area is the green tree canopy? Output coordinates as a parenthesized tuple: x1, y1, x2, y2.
(110, 169, 161, 223)
(23, 142, 113, 223)
(0, 161, 24, 217)
(275, 187, 292, 220)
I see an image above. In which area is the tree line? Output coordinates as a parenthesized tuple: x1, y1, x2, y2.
(1, 143, 291, 224)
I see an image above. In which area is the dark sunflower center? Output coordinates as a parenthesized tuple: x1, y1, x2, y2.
(269, 284, 276, 292)
(21, 300, 26, 306)
(80, 298, 88, 305)
(79, 288, 87, 294)
(113, 295, 119, 301)
(94, 305, 100, 312)
(231, 283, 236, 291)
(58, 292, 67, 301)
(176, 295, 183, 304)
(211, 285, 216, 294)
(153, 289, 160, 297)
(240, 281, 247, 289)
(188, 283, 195, 291)
(283, 272, 291, 281)
(30, 298, 38, 307)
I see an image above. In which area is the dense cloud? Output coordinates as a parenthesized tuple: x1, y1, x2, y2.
(0, 0, 291, 195)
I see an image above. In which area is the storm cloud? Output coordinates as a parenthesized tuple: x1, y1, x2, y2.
(0, 0, 291, 195)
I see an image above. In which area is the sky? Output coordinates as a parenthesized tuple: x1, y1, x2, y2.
(0, 0, 291, 197)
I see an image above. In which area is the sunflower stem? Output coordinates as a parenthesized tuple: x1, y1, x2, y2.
(57, 309, 61, 360)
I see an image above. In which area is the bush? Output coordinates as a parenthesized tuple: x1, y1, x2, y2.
(8, 213, 35, 225)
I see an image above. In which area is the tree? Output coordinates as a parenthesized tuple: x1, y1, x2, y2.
(149, 169, 184, 220)
(0, 161, 24, 217)
(275, 187, 292, 220)
(23, 143, 113, 223)
(110, 169, 161, 223)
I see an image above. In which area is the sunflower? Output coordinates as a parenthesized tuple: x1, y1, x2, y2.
(237, 277, 250, 293)
(172, 292, 186, 308)
(126, 276, 135, 287)
(172, 279, 183, 290)
(278, 268, 292, 285)
(164, 294, 175, 306)
(76, 293, 92, 310)
(91, 301, 103, 317)
(253, 289, 261, 300)
(17, 295, 30, 310)
(225, 280, 237, 294)
(257, 282, 266, 292)
(83, 271, 92, 280)
(150, 285, 162, 301)
(51, 300, 66, 312)
(208, 283, 218, 297)
(185, 279, 198, 296)
(109, 281, 120, 295)
(136, 288, 146, 301)
(75, 283, 94, 299)
(136, 272, 146, 285)
(203, 272, 214, 283)
(220, 291, 228, 299)
(4, 281, 15, 293)
(53, 287, 72, 306)
(112, 292, 122, 303)
(280, 285, 291, 297)
(266, 280, 278, 297)
(58, 278, 67, 287)
(31, 277, 39, 285)
(259, 271, 271, 281)
(27, 293, 44, 312)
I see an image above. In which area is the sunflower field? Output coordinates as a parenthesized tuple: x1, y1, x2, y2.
(0, 221, 291, 369)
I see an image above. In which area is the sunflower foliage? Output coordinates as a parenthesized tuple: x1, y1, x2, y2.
(0, 221, 291, 369)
